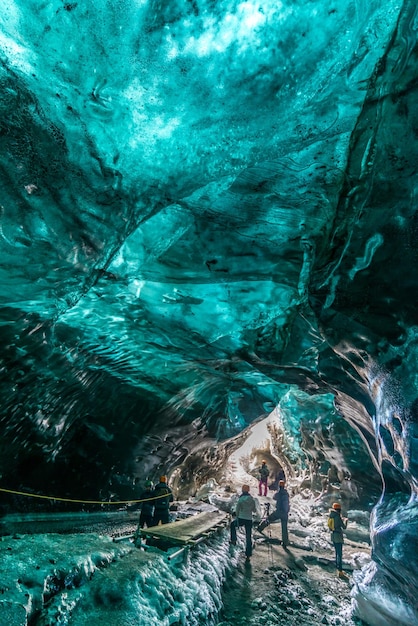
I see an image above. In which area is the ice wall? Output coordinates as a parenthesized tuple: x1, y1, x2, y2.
(1, 1, 418, 623)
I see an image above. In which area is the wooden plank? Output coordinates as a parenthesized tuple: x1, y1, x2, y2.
(140, 510, 229, 545)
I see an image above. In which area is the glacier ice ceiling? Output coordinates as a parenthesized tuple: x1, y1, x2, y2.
(1, 0, 418, 622)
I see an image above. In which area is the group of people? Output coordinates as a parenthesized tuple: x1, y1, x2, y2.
(230, 478, 290, 559)
(136, 475, 174, 528)
(137, 464, 349, 576)
(258, 459, 286, 496)
(231, 460, 349, 575)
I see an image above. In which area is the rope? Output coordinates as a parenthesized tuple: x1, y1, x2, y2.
(0, 486, 170, 506)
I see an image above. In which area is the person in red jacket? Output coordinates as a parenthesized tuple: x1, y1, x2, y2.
(258, 460, 270, 496)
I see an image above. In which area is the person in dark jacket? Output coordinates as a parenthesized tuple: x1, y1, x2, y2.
(230, 484, 257, 558)
(152, 475, 174, 525)
(328, 502, 348, 578)
(277, 467, 286, 484)
(268, 466, 286, 492)
(257, 480, 290, 546)
(138, 480, 155, 528)
(258, 460, 270, 496)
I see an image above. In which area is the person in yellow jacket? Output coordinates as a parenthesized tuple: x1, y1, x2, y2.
(328, 502, 348, 578)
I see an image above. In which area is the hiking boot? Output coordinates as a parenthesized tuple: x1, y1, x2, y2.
(338, 570, 348, 579)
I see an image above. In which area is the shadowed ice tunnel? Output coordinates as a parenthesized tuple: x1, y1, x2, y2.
(1, 1, 418, 624)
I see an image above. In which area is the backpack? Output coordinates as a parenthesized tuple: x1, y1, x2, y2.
(260, 465, 269, 479)
(327, 516, 335, 531)
(154, 484, 172, 509)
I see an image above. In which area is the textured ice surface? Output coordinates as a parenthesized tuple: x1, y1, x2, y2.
(1, 1, 418, 623)
(0, 530, 235, 626)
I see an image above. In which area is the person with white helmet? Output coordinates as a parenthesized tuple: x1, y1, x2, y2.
(230, 484, 257, 558)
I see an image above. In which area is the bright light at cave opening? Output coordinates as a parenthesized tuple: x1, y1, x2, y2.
(228, 408, 280, 488)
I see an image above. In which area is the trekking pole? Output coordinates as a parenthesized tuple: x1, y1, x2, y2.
(267, 521, 274, 566)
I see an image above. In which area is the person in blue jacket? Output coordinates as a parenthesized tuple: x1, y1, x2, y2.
(138, 480, 155, 528)
(258, 480, 290, 546)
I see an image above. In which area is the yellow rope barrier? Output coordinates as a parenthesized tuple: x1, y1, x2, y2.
(0, 487, 169, 506)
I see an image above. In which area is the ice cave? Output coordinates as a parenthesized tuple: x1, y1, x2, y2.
(1, 0, 418, 625)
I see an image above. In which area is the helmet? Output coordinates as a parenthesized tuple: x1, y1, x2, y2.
(242, 484, 250, 492)
(159, 475, 167, 483)
(145, 480, 153, 488)
(333, 502, 342, 510)
(279, 480, 285, 487)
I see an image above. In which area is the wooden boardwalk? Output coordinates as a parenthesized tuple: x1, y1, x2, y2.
(139, 510, 229, 546)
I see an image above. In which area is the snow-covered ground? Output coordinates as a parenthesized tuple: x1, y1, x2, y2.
(1, 414, 413, 626)
(0, 485, 375, 626)
(0, 518, 238, 626)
